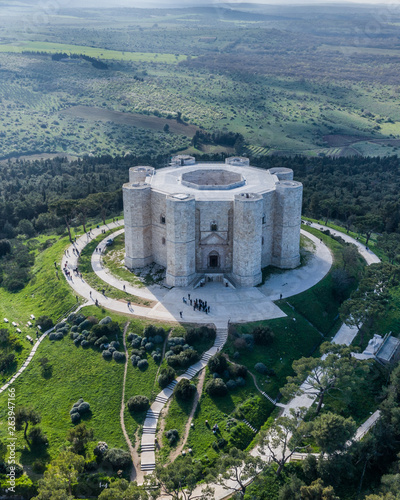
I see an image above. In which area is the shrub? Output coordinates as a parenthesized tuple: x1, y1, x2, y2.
(49, 332, 58, 341)
(58, 327, 69, 336)
(99, 316, 112, 325)
(131, 355, 140, 367)
(234, 338, 247, 350)
(252, 326, 274, 346)
(110, 340, 120, 349)
(254, 362, 268, 374)
(185, 326, 216, 345)
(78, 402, 91, 413)
(103, 448, 132, 470)
(87, 316, 99, 325)
(208, 352, 228, 375)
(93, 441, 108, 457)
(152, 353, 161, 364)
(71, 325, 78, 333)
(32, 459, 47, 474)
(81, 340, 90, 348)
(158, 366, 176, 388)
(137, 359, 148, 371)
(28, 426, 48, 448)
(78, 319, 93, 332)
(55, 321, 66, 330)
(174, 379, 196, 400)
(102, 350, 112, 360)
(94, 335, 109, 347)
(74, 314, 86, 325)
(131, 337, 141, 348)
(71, 412, 81, 424)
(127, 333, 135, 342)
(236, 377, 246, 387)
(206, 378, 228, 397)
(113, 351, 126, 362)
(153, 335, 164, 344)
(36, 316, 53, 332)
(145, 342, 154, 352)
(127, 395, 150, 412)
(229, 423, 253, 450)
(226, 379, 237, 390)
(108, 346, 116, 354)
(229, 364, 247, 379)
(165, 429, 179, 446)
(144, 325, 165, 339)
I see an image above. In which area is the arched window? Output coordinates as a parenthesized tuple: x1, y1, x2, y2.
(210, 221, 217, 231)
(160, 214, 166, 224)
(162, 237, 166, 245)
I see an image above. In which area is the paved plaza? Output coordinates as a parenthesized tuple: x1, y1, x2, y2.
(62, 221, 333, 325)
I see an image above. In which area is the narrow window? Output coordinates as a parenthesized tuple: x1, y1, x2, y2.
(210, 221, 217, 231)
(262, 236, 264, 245)
(162, 237, 166, 245)
(160, 214, 166, 224)
(262, 214, 266, 224)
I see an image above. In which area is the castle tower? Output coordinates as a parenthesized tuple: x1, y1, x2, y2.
(165, 194, 196, 287)
(123, 182, 153, 269)
(272, 180, 303, 268)
(232, 193, 263, 287)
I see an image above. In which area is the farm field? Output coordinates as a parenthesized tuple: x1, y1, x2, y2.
(0, 5, 400, 159)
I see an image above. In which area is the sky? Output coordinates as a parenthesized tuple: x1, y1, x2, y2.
(21, 0, 400, 7)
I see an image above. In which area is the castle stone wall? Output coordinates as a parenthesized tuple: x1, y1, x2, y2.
(123, 183, 153, 268)
(232, 193, 263, 287)
(166, 195, 196, 287)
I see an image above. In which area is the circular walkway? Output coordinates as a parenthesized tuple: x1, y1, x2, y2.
(61, 221, 333, 326)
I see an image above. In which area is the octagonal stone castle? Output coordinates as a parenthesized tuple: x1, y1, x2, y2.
(123, 156, 303, 288)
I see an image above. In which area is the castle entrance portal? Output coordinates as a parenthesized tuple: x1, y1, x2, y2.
(208, 251, 219, 269)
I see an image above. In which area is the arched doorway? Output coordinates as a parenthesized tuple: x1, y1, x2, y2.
(208, 251, 220, 269)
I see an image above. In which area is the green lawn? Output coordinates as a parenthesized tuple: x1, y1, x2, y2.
(0, 42, 188, 63)
(0, 307, 179, 475)
(187, 369, 273, 465)
(78, 230, 152, 307)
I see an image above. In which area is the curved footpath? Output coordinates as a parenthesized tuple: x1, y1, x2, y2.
(62, 221, 333, 326)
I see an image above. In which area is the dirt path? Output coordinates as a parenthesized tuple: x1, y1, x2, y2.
(156, 398, 172, 448)
(120, 322, 143, 484)
(168, 368, 207, 462)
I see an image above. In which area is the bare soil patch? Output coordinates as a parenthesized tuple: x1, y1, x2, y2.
(61, 105, 199, 137)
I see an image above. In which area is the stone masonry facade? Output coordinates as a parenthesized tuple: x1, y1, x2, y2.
(123, 156, 303, 287)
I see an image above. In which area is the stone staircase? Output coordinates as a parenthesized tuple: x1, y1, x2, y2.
(242, 419, 258, 433)
(140, 325, 228, 473)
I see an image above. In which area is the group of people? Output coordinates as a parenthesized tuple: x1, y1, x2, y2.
(182, 294, 211, 314)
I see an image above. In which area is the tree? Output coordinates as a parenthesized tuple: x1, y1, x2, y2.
(259, 409, 312, 476)
(252, 325, 274, 345)
(0, 239, 11, 257)
(49, 199, 76, 242)
(282, 343, 368, 415)
(355, 215, 383, 247)
(311, 412, 356, 454)
(300, 478, 340, 500)
(208, 352, 228, 374)
(127, 395, 150, 412)
(66, 423, 94, 455)
(377, 232, 400, 264)
(98, 479, 149, 499)
(340, 263, 400, 345)
(15, 406, 41, 442)
(214, 447, 264, 498)
(163, 123, 170, 133)
(33, 451, 84, 499)
(147, 457, 213, 500)
(174, 379, 196, 400)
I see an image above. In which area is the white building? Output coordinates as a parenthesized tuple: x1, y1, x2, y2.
(123, 156, 303, 287)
